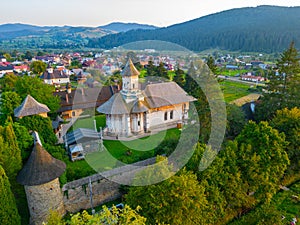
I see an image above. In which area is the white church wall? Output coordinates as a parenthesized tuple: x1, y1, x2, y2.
(148, 104, 183, 129)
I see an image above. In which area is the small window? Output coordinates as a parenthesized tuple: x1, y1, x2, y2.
(133, 84, 135, 89)
(170, 110, 174, 119)
(164, 112, 168, 121)
(138, 121, 140, 126)
(72, 111, 76, 117)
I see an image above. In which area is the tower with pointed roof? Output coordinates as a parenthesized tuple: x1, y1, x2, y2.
(17, 132, 66, 225)
(120, 58, 142, 103)
(97, 58, 195, 137)
(14, 95, 50, 118)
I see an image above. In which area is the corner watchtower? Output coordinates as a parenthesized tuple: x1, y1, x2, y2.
(17, 132, 66, 225)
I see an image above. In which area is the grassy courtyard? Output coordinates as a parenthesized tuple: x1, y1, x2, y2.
(65, 127, 181, 181)
(71, 114, 106, 131)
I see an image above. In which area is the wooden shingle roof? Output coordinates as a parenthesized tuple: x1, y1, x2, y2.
(17, 132, 66, 186)
(121, 58, 140, 77)
(97, 93, 130, 115)
(143, 82, 196, 108)
(14, 95, 50, 118)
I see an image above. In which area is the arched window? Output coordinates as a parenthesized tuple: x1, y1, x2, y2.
(164, 112, 168, 121)
(170, 110, 174, 119)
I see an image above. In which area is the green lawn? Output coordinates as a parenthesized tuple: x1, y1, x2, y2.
(66, 128, 181, 179)
(71, 114, 106, 132)
(220, 69, 248, 77)
(219, 80, 252, 102)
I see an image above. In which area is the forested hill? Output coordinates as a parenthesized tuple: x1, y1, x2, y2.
(88, 5, 300, 53)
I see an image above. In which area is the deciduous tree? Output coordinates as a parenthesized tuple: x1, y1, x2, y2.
(126, 159, 208, 225)
(270, 107, 300, 173)
(235, 121, 289, 203)
(30, 60, 47, 75)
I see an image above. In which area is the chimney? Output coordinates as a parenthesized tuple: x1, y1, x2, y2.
(65, 93, 69, 103)
(47, 67, 53, 74)
(66, 82, 72, 94)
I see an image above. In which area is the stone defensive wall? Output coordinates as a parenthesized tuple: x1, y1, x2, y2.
(62, 157, 156, 212)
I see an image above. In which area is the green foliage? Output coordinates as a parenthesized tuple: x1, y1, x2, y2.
(206, 55, 218, 75)
(30, 60, 47, 75)
(70, 59, 82, 69)
(184, 62, 211, 142)
(14, 75, 60, 112)
(229, 181, 300, 225)
(146, 61, 156, 77)
(235, 121, 289, 203)
(18, 115, 57, 145)
(0, 92, 21, 123)
(0, 123, 22, 181)
(173, 66, 185, 87)
(12, 122, 33, 161)
(45, 205, 146, 225)
(105, 72, 122, 86)
(0, 165, 21, 225)
(126, 163, 208, 225)
(256, 42, 300, 121)
(156, 62, 169, 79)
(270, 107, 300, 173)
(0, 73, 18, 92)
(88, 6, 300, 53)
(226, 104, 247, 138)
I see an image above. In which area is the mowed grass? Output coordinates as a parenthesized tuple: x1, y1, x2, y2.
(220, 69, 248, 77)
(219, 80, 252, 102)
(85, 128, 181, 172)
(71, 114, 106, 131)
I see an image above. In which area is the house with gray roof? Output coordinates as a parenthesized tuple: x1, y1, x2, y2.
(97, 59, 195, 137)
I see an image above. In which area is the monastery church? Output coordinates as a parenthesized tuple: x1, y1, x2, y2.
(97, 59, 195, 137)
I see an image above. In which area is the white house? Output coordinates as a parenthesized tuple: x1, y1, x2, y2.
(97, 59, 195, 137)
(40, 68, 70, 85)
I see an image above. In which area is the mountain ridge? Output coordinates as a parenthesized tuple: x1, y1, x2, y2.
(88, 5, 300, 53)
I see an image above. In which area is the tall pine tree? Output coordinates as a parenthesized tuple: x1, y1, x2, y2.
(0, 165, 21, 225)
(0, 123, 22, 181)
(256, 41, 300, 121)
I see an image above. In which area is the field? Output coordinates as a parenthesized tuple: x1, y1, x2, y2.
(219, 80, 253, 102)
(219, 69, 248, 77)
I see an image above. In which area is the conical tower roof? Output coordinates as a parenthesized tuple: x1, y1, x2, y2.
(121, 58, 140, 77)
(17, 132, 66, 186)
(14, 95, 50, 118)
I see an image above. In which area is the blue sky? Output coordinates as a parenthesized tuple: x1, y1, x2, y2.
(0, 0, 299, 27)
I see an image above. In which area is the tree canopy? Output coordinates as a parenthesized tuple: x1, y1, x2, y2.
(126, 158, 209, 225)
(256, 42, 300, 121)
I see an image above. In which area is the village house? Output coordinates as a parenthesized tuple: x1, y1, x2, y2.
(0, 64, 14, 78)
(54, 84, 118, 119)
(40, 67, 70, 85)
(13, 64, 29, 73)
(241, 74, 265, 82)
(97, 59, 195, 137)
